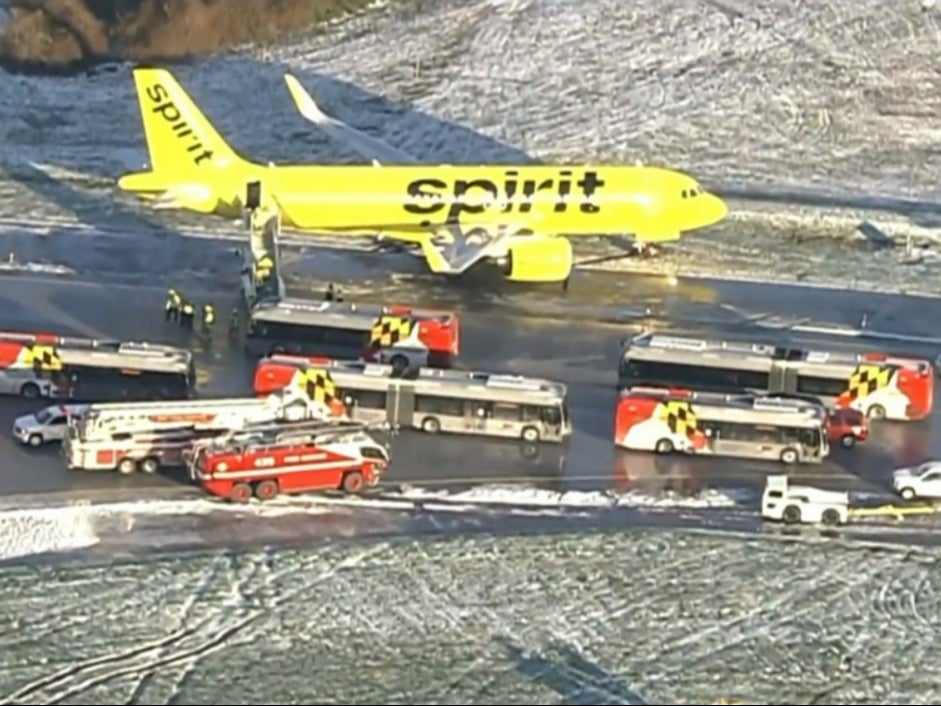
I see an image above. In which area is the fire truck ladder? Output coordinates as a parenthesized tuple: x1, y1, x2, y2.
(223, 419, 378, 445)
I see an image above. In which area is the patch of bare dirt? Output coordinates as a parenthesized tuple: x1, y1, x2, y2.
(0, 0, 373, 74)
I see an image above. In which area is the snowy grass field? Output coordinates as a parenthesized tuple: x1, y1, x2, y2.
(272, 0, 941, 200)
(3, 0, 941, 293)
(1, 529, 939, 704)
(0, 485, 751, 563)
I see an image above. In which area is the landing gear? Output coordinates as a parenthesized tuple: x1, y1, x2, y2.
(637, 243, 661, 258)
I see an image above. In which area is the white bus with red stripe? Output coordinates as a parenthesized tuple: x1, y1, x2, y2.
(619, 332, 934, 421)
(192, 421, 389, 502)
(246, 297, 460, 369)
(253, 355, 571, 443)
(62, 391, 331, 474)
(615, 386, 830, 464)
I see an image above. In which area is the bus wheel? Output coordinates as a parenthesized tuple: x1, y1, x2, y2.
(255, 480, 279, 501)
(780, 448, 799, 464)
(342, 471, 365, 494)
(782, 505, 802, 525)
(655, 439, 674, 454)
(867, 404, 886, 420)
(230, 483, 252, 503)
(20, 383, 40, 399)
(521, 426, 540, 443)
(140, 457, 160, 474)
(116, 458, 137, 475)
(421, 417, 441, 434)
(390, 355, 409, 374)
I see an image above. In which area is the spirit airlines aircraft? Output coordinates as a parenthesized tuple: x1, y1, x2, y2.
(118, 68, 728, 283)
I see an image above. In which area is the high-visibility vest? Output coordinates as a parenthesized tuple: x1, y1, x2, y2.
(182, 302, 194, 315)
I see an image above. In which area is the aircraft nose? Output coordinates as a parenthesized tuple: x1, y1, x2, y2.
(702, 192, 728, 225)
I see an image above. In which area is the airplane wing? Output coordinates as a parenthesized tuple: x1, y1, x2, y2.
(417, 224, 519, 275)
(283, 74, 420, 166)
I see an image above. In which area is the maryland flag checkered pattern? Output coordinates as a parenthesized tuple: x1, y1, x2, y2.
(846, 363, 893, 401)
(295, 367, 337, 406)
(23, 344, 62, 372)
(370, 315, 414, 348)
(661, 399, 699, 438)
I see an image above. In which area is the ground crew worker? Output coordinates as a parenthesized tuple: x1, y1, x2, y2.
(256, 254, 273, 283)
(202, 303, 216, 334)
(228, 308, 240, 340)
(165, 288, 181, 322)
(335, 286, 344, 303)
(180, 299, 195, 331)
(325, 283, 335, 301)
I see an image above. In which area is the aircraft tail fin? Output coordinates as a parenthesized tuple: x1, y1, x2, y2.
(129, 66, 242, 174)
(283, 73, 419, 165)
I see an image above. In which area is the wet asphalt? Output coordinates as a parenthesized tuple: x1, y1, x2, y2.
(0, 263, 937, 505)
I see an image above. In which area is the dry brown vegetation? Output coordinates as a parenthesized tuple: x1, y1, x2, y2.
(0, 0, 372, 73)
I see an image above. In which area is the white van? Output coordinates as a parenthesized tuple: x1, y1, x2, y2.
(761, 474, 849, 526)
(13, 404, 89, 447)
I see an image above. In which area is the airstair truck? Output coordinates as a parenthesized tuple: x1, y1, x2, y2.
(239, 188, 286, 307)
(62, 390, 330, 474)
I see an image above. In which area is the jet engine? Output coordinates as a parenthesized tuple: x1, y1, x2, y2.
(499, 236, 573, 283)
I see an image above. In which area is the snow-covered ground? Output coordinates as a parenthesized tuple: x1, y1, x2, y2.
(1, 529, 939, 704)
(2, 0, 941, 294)
(272, 0, 941, 200)
(0, 485, 753, 563)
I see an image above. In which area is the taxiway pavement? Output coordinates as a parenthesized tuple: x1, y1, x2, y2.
(0, 267, 936, 504)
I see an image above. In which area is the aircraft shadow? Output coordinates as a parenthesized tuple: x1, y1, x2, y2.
(0, 55, 547, 307)
(718, 184, 941, 232)
(496, 637, 648, 706)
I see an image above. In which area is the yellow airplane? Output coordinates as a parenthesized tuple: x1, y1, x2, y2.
(118, 67, 727, 283)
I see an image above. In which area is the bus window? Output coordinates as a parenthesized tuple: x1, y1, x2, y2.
(540, 405, 562, 426)
(322, 328, 369, 348)
(795, 375, 846, 397)
(415, 394, 463, 416)
(621, 359, 767, 393)
(797, 427, 821, 447)
(492, 403, 521, 421)
(64, 365, 192, 401)
(738, 370, 771, 388)
(349, 390, 387, 410)
(521, 405, 541, 422)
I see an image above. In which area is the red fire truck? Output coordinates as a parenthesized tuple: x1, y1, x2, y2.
(245, 297, 460, 370)
(191, 420, 390, 502)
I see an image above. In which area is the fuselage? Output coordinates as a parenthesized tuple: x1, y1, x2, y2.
(126, 162, 727, 242)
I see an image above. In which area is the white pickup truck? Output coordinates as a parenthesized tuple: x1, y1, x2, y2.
(761, 474, 849, 526)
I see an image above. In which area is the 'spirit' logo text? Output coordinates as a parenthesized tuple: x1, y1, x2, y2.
(145, 83, 215, 167)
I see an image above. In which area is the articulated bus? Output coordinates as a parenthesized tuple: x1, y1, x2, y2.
(615, 386, 829, 464)
(0, 332, 194, 401)
(246, 297, 460, 369)
(619, 333, 933, 421)
(253, 354, 571, 443)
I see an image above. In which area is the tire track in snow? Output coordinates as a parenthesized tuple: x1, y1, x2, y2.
(0, 544, 392, 705)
